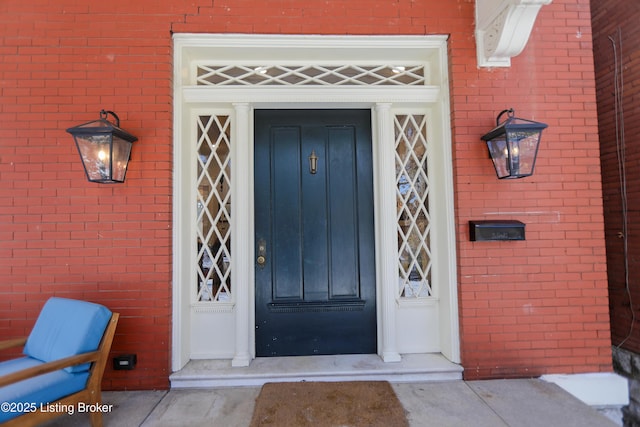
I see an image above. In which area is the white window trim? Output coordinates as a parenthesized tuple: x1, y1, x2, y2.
(172, 34, 460, 371)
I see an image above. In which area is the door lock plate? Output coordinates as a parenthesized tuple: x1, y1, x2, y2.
(257, 238, 267, 267)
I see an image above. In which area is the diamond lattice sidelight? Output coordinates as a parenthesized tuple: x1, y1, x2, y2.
(395, 114, 432, 298)
(196, 115, 232, 302)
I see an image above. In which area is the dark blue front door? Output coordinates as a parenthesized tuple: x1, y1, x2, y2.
(254, 110, 377, 356)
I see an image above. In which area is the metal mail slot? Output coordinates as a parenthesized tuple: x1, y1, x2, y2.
(469, 220, 525, 241)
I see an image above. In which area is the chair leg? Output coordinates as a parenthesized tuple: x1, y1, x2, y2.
(88, 389, 104, 427)
(89, 410, 104, 427)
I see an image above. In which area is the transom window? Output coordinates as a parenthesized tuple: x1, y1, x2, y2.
(196, 64, 426, 86)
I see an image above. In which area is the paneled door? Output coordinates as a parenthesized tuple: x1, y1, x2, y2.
(254, 110, 376, 356)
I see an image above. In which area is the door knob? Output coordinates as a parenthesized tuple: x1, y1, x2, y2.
(257, 238, 267, 267)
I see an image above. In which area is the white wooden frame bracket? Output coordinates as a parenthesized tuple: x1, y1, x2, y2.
(476, 0, 552, 67)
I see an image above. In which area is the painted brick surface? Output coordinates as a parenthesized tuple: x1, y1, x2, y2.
(591, 0, 640, 353)
(0, 0, 611, 388)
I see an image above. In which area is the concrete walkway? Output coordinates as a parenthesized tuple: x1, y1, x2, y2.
(43, 379, 619, 427)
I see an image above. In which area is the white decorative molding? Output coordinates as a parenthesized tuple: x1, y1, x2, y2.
(191, 302, 235, 313)
(231, 102, 252, 368)
(374, 103, 402, 363)
(173, 34, 459, 369)
(476, 0, 552, 67)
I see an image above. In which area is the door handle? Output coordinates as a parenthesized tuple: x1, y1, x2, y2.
(257, 238, 267, 267)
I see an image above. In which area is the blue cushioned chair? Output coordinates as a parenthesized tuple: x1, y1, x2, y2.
(0, 297, 119, 427)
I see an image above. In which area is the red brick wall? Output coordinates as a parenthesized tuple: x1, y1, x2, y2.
(591, 0, 640, 352)
(0, 0, 611, 388)
(454, 0, 612, 379)
(0, 1, 187, 389)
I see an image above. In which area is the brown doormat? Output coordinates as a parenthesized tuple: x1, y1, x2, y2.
(249, 381, 409, 427)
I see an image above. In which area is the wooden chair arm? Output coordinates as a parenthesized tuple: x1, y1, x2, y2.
(0, 350, 101, 388)
(0, 337, 27, 351)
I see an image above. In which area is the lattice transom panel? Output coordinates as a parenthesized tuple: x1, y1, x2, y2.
(196, 64, 425, 86)
(196, 115, 232, 302)
(395, 114, 432, 298)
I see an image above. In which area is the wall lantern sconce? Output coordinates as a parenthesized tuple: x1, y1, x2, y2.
(481, 108, 547, 179)
(66, 110, 138, 183)
(309, 149, 318, 175)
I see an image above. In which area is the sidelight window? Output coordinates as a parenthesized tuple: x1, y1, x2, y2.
(395, 114, 432, 298)
(196, 114, 232, 302)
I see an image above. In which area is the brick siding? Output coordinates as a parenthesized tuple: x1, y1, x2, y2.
(591, 0, 640, 352)
(0, 0, 611, 388)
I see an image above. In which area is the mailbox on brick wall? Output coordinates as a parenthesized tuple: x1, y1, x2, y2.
(469, 220, 525, 241)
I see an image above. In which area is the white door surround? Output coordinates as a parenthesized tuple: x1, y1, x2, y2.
(172, 34, 459, 371)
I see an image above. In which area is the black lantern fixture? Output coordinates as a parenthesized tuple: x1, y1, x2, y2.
(481, 108, 547, 179)
(66, 110, 138, 183)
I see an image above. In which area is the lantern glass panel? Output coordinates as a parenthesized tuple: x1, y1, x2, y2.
(506, 129, 540, 177)
(74, 134, 114, 182)
(486, 136, 510, 179)
(111, 136, 133, 182)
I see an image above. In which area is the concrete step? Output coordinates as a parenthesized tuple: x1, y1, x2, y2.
(170, 353, 463, 388)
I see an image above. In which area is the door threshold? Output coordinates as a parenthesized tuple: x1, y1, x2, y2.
(170, 353, 463, 388)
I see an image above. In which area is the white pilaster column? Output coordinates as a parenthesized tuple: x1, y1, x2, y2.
(231, 102, 252, 367)
(374, 103, 401, 362)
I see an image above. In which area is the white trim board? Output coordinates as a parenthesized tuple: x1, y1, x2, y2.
(172, 34, 459, 372)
